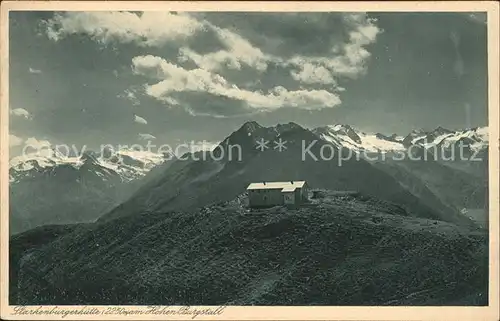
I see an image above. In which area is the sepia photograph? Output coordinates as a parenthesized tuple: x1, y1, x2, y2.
(1, 1, 499, 320)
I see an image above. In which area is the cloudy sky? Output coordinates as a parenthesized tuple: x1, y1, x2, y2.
(9, 11, 488, 155)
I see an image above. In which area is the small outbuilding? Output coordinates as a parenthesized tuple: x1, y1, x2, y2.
(246, 181, 309, 208)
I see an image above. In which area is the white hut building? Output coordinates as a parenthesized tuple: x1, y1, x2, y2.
(246, 181, 309, 208)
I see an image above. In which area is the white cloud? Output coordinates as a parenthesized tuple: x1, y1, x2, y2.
(133, 55, 341, 111)
(29, 67, 42, 74)
(160, 96, 180, 106)
(10, 108, 33, 119)
(284, 13, 381, 83)
(290, 63, 337, 85)
(43, 11, 203, 46)
(24, 137, 51, 150)
(22, 138, 54, 158)
(467, 13, 487, 25)
(118, 89, 140, 106)
(138, 133, 156, 140)
(134, 114, 148, 125)
(9, 137, 58, 162)
(9, 134, 23, 147)
(133, 55, 229, 94)
(178, 25, 268, 72)
(344, 13, 381, 46)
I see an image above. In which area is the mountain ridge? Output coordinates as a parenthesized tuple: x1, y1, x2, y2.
(98, 121, 477, 228)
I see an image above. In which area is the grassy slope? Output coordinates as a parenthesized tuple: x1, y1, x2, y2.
(374, 157, 487, 210)
(9, 223, 86, 303)
(11, 193, 487, 306)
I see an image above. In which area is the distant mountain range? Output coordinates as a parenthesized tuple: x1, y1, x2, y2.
(312, 124, 488, 155)
(9, 147, 169, 184)
(9, 148, 171, 234)
(9, 122, 489, 234)
(312, 124, 489, 227)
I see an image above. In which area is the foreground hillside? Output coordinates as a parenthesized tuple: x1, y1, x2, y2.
(11, 192, 487, 305)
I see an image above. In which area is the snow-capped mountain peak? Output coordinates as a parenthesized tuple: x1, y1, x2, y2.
(434, 127, 489, 151)
(10, 149, 83, 171)
(9, 147, 170, 184)
(96, 149, 169, 181)
(312, 124, 489, 154)
(312, 124, 404, 153)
